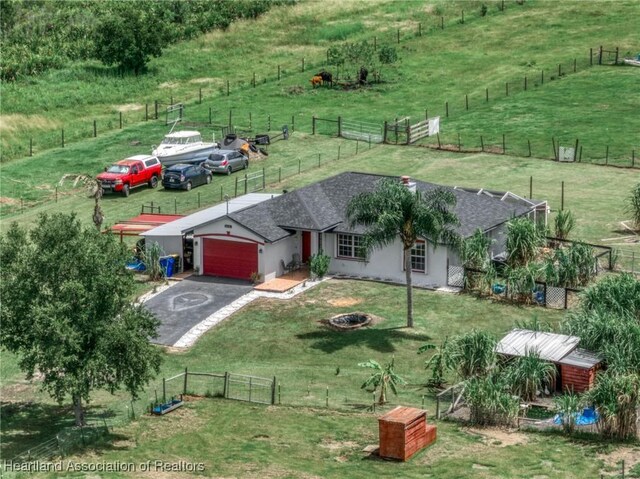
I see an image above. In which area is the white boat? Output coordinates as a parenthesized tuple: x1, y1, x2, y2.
(152, 130, 219, 166)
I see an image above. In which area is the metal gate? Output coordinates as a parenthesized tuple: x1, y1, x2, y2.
(225, 373, 276, 405)
(340, 118, 384, 143)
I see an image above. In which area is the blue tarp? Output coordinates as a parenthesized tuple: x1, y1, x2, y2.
(126, 259, 146, 271)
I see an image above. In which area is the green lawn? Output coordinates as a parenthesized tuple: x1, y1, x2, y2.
(5, 280, 637, 478)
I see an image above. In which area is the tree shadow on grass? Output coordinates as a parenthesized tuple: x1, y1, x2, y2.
(0, 401, 124, 460)
(296, 326, 432, 354)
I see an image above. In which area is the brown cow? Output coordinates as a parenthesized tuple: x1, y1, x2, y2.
(310, 75, 323, 88)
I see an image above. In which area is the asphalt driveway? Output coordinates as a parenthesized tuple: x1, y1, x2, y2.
(145, 276, 253, 346)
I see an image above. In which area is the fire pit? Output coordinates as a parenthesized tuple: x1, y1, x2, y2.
(328, 312, 371, 330)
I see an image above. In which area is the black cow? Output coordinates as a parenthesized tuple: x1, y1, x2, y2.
(316, 70, 333, 86)
(358, 66, 368, 85)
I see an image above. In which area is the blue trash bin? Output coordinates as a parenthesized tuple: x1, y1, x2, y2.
(159, 256, 175, 277)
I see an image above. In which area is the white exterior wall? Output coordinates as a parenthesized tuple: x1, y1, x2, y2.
(324, 233, 451, 288)
(262, 236, 297, 281)
(193, 218, 265, 276)
(143, 235, 183, 259)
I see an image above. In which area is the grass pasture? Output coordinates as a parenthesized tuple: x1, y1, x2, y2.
(2, 0, 640, 477)
(4, 280, 638, 478)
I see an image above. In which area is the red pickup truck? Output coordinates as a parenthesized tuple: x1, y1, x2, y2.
(97, 155, 162, 197)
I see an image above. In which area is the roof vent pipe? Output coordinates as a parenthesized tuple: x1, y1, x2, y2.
(401, 175, 416, 193)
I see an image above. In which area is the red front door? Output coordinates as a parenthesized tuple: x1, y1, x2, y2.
(302, 231, 311, 263)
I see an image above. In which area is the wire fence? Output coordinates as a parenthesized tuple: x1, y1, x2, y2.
(5, 0, 632, 163)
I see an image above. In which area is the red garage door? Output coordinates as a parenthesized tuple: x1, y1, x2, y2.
(203, 238, 258, 280)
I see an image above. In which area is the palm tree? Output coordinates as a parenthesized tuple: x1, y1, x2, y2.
(358, 357, 406, 405)
(347, 178, 460, 327)
(59, 174, 104, 230)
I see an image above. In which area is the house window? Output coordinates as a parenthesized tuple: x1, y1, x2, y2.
(337, 234, 365, 259)
(411, 241, 427, 272)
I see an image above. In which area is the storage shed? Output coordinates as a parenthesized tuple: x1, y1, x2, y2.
(496, 329, 602, 393)
(378, 406, 436, 461)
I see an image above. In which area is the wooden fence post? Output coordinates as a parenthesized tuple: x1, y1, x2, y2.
(234, 176, 238, 196)
(561, 181, 565, 211)
(502, 134, 506, 154)
(558, 63, 562, 77)
(418, 22, 422, 36)
(312, 116, 316, 135)
(227, 80, 230, 96)
(615, 47, 619, 65)
(486, 88, 489, 102)
(301, 57, 305, 72)
(93, 120, 97, 137)
(529, 176, 533, 198)
(278, 167, 281, 183)
(145, 104, 148, 121)
(30, 138, 33, 156)
(465, 94, 469, 110)
(383, 121, 388, 143)
(338, 145, 341, 160)
(441, 16, 444, 29)
(551, 137, 557, 160)
(632, 149, 635, 168)
(199, 88, 202, 104)
(318, 153, 321, 167)
(209, 107, 212, 124)
(505, 82, 509, 96)
(605, 145, 609, 165)
(598, 45, 603, 65)
(524, 76, 527, 91)
(457, 133, 461, 151)
(271, 377, 277, 405)
(291, 115, 295, 133)
(298, 159, 301, 174)
(374, 36, 377, 51)
(162, 378, 166, 404)
(461, 10, 464, 24)
(573, 58, 577, 73)
(527, 139, 532, 157)
(223, 372, 229, 398)
(397, 28, 400, 44)
(154, 100, 158, 119)
(541, 70, 544, 85)
(252, 72, 256, 88)
(119, 112, 122, 129)
(61, 129, 65, 148)
(480, 135, 484, 152)
(244, 174, 248, 195)
(437, 133, 441, 149)
(183, 368, 188, 395)
(445, 101, 449, 117)
(278, 65, 281, 80)
(337, 116, 342, 137)
(574, 139, 579, 162)
(262, 168, 265, 189)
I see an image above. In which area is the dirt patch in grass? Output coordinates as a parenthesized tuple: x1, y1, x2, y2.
(327, 297, 362, 307)
(159, 82, 180, 89)
(0, 197, 20, 205)
(597, 446, 640, 474)
(137, 405, 205, 442)
(319, 439, 359, 451)
(115, 103, 143, 112)
(464, 427, 529, 447)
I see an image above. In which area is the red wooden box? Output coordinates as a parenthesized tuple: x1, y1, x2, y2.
(378, 406, 436, 461)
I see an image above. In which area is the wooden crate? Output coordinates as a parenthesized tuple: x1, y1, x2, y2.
(378, 406, 435, 461)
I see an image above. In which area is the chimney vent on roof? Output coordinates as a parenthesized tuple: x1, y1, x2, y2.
(401, 175, 416, 193)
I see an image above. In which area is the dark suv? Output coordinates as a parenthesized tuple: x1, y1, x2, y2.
(202, 150, 248, 175)
(162, 164, 212, 191)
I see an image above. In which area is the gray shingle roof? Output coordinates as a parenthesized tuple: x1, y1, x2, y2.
(229, 172, 539, 243)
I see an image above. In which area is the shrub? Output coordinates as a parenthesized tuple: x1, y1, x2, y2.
(466, 373, 519, 427)
(309, 252, 331, 279)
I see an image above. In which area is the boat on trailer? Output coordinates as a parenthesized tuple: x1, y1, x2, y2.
(152, 130, 219, 166)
